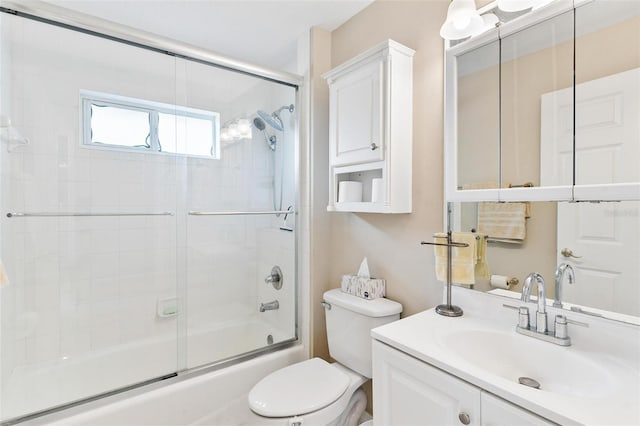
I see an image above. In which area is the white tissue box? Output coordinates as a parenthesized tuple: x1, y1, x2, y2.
(340, 275, 386, 300)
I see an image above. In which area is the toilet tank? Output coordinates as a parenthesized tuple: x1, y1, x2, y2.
(323, 289, 402, 378)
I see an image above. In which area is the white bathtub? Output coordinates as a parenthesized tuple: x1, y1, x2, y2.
(27, 345, 305, 426)
(3, 319, 303, 425)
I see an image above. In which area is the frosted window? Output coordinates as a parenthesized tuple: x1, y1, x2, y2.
(90, 105, 150, 148)
(158, 113, 215, 157)
(82, 91, 219, 158)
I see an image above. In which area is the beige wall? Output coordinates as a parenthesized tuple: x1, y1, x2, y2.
(325, 0, 450, 320)
(308, 27, 333, 361)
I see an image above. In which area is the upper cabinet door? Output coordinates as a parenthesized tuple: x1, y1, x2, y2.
(573, 0, 640, 201)
(329, 59, 384, 167)
(500, 10, 574, 202)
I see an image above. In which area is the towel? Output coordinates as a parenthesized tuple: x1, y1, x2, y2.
(477, 202, 527, 243)
(474, 233, 490, 280)
(434, 232, 477, 285)
(0, 259, 9, 288)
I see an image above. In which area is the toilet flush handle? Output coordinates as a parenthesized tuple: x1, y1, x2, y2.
(321, 301, 331, 310)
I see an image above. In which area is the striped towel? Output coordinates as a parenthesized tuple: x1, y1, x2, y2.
(477, 202, 527, 244)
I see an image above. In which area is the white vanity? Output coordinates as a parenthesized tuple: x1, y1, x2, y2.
(371, 287, 640, 425)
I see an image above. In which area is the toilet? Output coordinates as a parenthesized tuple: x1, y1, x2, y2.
(247, 288, 402, 425)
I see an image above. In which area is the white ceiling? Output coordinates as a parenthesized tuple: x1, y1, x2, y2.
(42, 0, 374, 71)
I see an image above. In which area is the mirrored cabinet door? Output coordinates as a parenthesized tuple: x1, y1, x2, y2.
(446, 35, 500, 201)
(499, 11, 574, 201)
(573, 0, 640, 201)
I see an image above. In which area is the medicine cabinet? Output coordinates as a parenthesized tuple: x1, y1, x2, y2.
(445, 0, 640, 202)
(324, 39, 414, 213)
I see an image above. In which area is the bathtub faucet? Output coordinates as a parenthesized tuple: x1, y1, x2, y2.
(259, 300, 279, 312)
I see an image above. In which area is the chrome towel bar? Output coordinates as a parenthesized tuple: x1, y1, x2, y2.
(188, 210, 294, 216)
(6, 212, 174, 218)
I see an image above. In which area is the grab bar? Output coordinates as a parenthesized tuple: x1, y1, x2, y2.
(189, 210, 294, 216)
(6, 212, 174, 218)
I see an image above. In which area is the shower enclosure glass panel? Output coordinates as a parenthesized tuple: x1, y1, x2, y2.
(179, 58, 297, 369)
(0, 9, 298, 424)
(0, 14, 179, 421)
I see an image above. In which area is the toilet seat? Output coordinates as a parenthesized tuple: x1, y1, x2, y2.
(248, 358, 350, 418)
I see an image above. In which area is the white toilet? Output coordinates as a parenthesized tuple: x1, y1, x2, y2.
(247, 288, 402, 426)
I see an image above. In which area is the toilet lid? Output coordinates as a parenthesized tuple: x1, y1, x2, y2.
(248, 358, 350, 417)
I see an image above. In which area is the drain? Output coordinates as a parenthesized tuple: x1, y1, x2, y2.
(267, 334, 274, 345)
(518, 377, 541, 389)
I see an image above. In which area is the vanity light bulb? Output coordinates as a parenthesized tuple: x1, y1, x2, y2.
(453, 16, 471, 30)
(228, 123, 240, 139)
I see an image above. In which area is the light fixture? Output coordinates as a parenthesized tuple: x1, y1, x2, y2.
(497, 0, 535, 12)
(440, 0, 484, 41)
(470, 13, 499, 37)
(220, 117, 252, 144)
(497, 0, 553, 12)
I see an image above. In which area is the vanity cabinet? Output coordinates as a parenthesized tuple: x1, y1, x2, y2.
(372, 341, 555, 426)
(324, 40, 414, 213)
(445, 0, 640, 202)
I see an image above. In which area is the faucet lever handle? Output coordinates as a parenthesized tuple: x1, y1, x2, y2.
(555, 315, 588, 340)
(502, 304, 530, 329)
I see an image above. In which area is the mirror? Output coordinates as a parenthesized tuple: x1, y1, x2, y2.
(574, 0, 640, 188)
(456, 40, 500, 191)
(450, 200, 640, 323)
(500, 10, 574, 191)
(447, 0, 640, 324)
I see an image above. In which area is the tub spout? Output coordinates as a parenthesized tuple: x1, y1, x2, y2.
(259, 300, 279, 312)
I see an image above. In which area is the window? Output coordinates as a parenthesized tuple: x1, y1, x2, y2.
(81, 90, 220, 158)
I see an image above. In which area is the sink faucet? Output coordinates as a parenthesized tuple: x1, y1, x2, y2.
(259, 300, 279, 312)
(521, 272, 547, 333)
(553, 263, 575, 308)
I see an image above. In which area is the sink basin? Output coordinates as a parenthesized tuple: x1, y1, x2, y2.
(441, 329, 619, 399)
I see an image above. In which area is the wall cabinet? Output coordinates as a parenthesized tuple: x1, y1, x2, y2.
(445, 0, 640, 202)
(324, 40, 414, 213)
(372, 341, 555, 426)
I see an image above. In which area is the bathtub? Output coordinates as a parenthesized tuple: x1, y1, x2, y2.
(3, 318, 303, 425)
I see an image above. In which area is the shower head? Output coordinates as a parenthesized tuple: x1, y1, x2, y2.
(256, 104, 294, 132)
(253, 117, 266, 131)
(253, 117, 276, 151)
(257, 110, 283, 132)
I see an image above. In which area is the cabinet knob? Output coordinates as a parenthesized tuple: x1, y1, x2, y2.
(458, 412, 471, 425)
(370, 142, 378, 151)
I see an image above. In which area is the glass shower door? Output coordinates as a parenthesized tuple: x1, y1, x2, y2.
(0, 14, 179, 422)
(180, 58, 297, 369)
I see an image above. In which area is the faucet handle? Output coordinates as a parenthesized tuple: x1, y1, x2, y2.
(502, 304, 530, 329)
(554, 315, 588, 339)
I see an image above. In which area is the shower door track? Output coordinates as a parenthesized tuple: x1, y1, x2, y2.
(0, 1, 302, 88)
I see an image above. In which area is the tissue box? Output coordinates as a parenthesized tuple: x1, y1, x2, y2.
(340, 275, 386, 300)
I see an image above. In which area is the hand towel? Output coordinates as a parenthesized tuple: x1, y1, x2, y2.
(477, 202, 527, 243)
(0, 258, 10, 288)
(434, 232, 477, 285)
(474, 234, 490, 280)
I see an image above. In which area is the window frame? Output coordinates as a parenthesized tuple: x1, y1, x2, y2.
(80, 90, 221, 159)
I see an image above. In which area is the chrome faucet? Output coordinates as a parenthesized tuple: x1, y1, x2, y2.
(259, 300, 279, 312)
(553, 263, 575, 308)
(504, 272, 588, 346)
(521, 272, 547, 333)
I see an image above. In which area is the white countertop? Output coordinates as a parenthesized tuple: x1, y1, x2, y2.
(371, 287, 640, 426)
